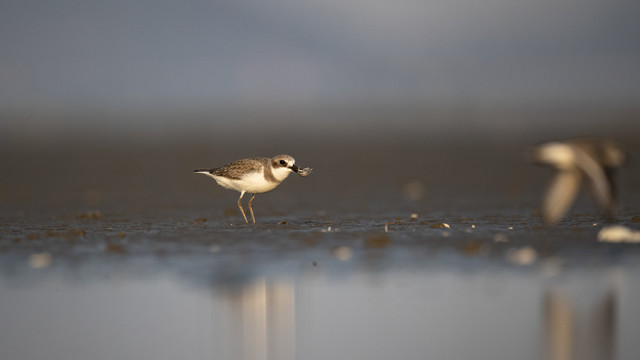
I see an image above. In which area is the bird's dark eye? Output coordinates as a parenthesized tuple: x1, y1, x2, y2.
(279, 160, 286, 165)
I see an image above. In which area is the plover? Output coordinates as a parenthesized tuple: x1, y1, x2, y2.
(529, 138, 625, 224)
(194, 155, 312, 223)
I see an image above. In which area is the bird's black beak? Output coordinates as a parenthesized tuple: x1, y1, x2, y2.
(290, 164, 299, 173)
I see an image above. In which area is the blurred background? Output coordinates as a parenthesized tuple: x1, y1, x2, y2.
(2, 0, 640, 217)
(1, 0, 639, 143)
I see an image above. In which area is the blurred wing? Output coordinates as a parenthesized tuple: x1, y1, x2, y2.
(573, 149, 613, 212)
(602, 167, 618, 216)
(542, 170, 581, 224)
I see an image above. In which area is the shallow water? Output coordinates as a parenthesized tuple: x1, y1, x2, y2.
(3, 260, 640, 360)
(2, 233, 640, 360)
(2, 134, 640, 359)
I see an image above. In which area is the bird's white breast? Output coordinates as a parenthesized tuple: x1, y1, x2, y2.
(212, 168, 290, 194)
(271, 166, 294, 182)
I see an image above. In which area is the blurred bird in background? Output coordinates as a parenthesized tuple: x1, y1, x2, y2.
(529, 138, 625, 224)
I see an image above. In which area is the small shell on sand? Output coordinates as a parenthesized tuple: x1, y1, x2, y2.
(297, 167, 313, 177)
(29, 252, 52, 269)
(597, 225, 640, 243)
(506, 246, 537, 266)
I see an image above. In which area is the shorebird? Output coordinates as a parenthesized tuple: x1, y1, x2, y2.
(194, 155, 312, 223)
(529, 138, 625, 224)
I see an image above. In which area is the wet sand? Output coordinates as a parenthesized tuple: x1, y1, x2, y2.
(2, 127, 640, 283)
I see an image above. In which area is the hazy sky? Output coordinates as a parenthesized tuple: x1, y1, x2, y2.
(1, 0, 639, 110)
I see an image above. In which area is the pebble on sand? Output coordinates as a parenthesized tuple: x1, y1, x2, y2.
(28, 252, 52, 269)
(493, 233, 509, 243)
(506, 246, 537, 265)
(597, 225, 640, 243)
(333, 246, 353, 261)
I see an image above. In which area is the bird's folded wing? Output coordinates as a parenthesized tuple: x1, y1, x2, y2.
(212, 158, 264, 179)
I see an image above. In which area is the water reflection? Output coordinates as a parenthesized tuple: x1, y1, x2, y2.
(547, 267, 640, 360)
(2, 259, 639, 360)
(544, 269, 621, 360)
(220, 278, 295, 360)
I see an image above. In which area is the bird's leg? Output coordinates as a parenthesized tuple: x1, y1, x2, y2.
(248, 194, 256, 224)
(237, 191, 249, 223)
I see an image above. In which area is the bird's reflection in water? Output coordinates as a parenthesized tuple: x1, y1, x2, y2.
(215, 268, 632, 360)
(220, 278, 296, 360)
(544, 270, 619, 360)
